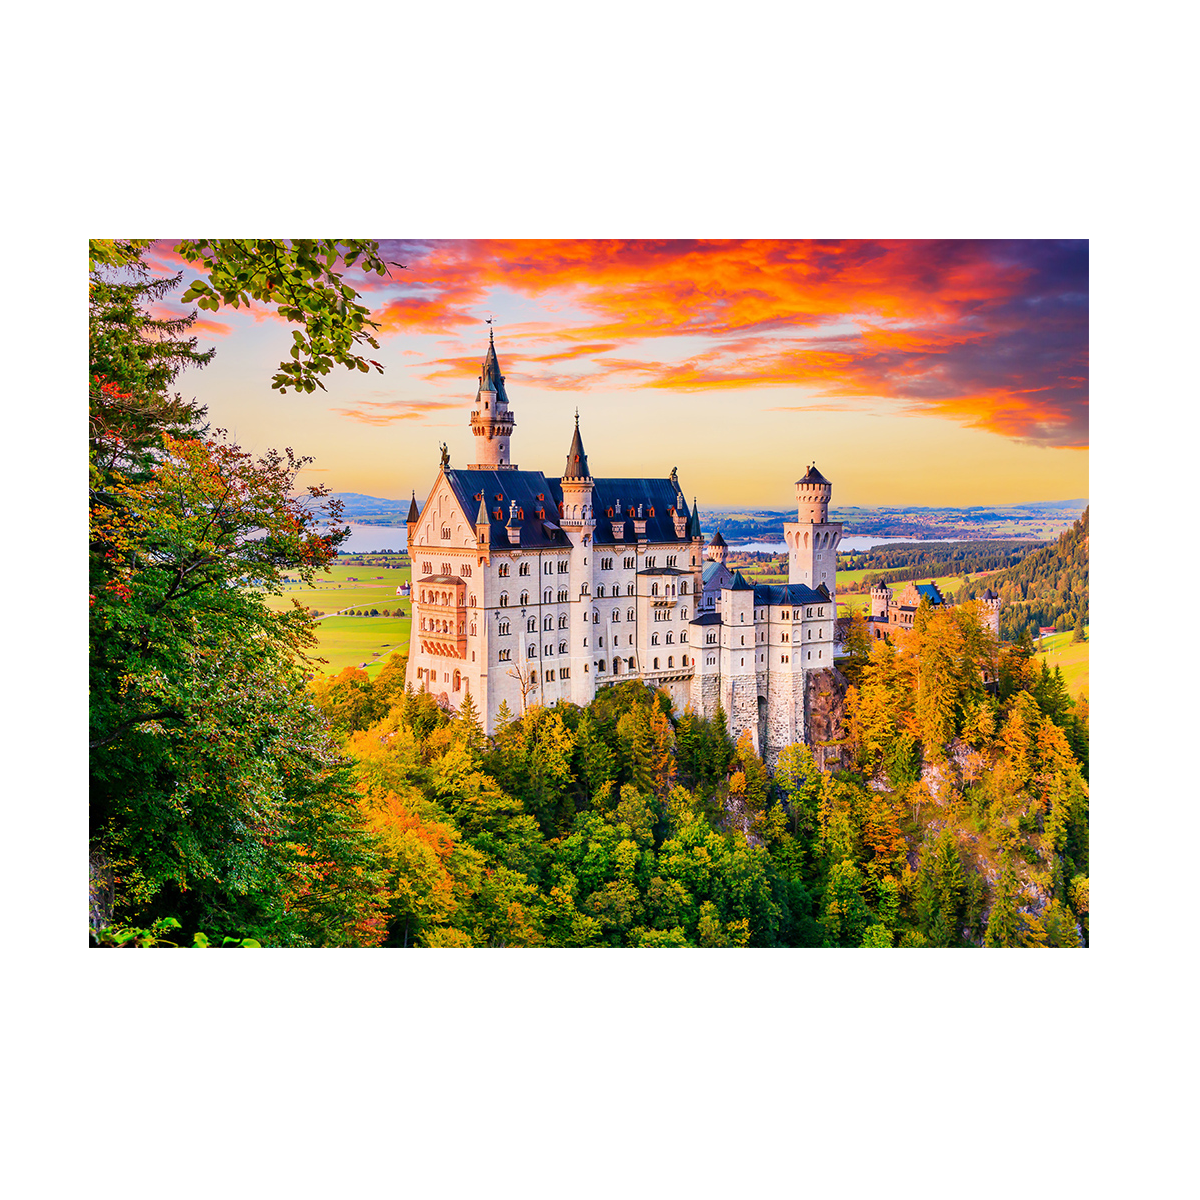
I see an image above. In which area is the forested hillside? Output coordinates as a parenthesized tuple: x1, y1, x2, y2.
(959, 509, 1089, 641)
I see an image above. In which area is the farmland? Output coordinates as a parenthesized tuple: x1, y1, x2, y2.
(1033, 629, 1090, 697)
(264, 555, 412, 677)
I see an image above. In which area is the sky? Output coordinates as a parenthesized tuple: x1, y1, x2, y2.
(148, 239, 1088, 509)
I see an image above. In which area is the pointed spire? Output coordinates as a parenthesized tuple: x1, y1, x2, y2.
(479, 330, 508, 404)
(562, 411, 591, 479)
(476, 492, 490, 527)
(407, 489, 419, 523)
(687, 495, 702, 539)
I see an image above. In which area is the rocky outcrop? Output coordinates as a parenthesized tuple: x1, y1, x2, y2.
(805, 666, 850, 773)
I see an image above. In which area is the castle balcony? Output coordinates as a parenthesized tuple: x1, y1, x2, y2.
(420, 631, 468, 659)
(642, 663, 695, 684)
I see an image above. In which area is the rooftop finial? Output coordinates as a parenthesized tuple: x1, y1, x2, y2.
(486, 315, 494, 344)
(574, 406, 579, 427)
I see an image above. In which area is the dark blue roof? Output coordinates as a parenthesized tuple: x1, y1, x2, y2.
(690, 611, 723, 626)
(592, 477, 695, 546)
(753, 583, 830, 607)
(443, 468, 573, 550)
(728, 570, 755, 591)
(915, 583, 946, 605)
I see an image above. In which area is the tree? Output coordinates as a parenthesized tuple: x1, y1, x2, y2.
(845, 608, 872, 660)
(92, 239, 395, 396)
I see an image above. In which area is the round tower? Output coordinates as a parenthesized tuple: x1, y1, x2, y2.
(796, 463, 832, 523)
(468, 329, 517, 470)
(706, 530, 727, 564)
(786, 462, 842, 595)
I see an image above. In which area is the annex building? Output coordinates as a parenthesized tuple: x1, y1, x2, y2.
(405, 335, 845, 764)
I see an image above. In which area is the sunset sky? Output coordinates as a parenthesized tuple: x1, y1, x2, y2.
(150, 239, 1088, 508)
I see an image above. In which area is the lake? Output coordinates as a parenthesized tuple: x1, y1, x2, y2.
(326, 525, 984, 557)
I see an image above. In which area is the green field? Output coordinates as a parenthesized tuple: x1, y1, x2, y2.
(835, 572, 989, 616)
(263, 557, 413, 677)
(1033, 629, 1090, 697)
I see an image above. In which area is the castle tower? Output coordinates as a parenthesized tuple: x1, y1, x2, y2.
(560, 413, 596, 706)
(980, 588, 1002, 639)
(468, 330, 517, 470)
(706, 530, 727, 564)
(870, 580, 891, 620)
(786, 463, 842, 597)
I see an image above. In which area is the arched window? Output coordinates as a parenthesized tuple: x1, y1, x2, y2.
(627, 583, 634, 596)
(498, 619, 510, 635)
(626, 658, 634, 670)
(544, 616, 553, 630)
(453, 670, 461, 691)
(612, 658, 620, 674)
(530, 671, 537, 684)
(653, 657, 660, 669)
(666, 632, 674, 643)
(559, 614, 568, 628)
(680, 631, 687, 642)
(627, 608, 635, 622)
(520, 591, 529, 605)
(668, 656, 674, 667)
(528, 645, 537, 658)
(598, 659, 607, 672)
(652, 583, 659, 596)
(498, 563, 509, 577)
(519, 562, 530, 576)
(682, 655, 688, 666)
(499, 592, 509, 607)
(612, 609, 620, 622)
(544, 589, 553, 603)
(680, 608, 688, 620)
(680, 581, 688, 594)
(597, 585, 605, 598)
(559, 641, 568, 654)
(468, 594, 476, 607)
(527, 618, 537, 632)
(651, 633, 659, 645)
(557, 589, 567, 602)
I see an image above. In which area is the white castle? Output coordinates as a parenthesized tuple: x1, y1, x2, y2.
(405, 334, 844, 764)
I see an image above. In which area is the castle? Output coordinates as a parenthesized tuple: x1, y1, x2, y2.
(404, 334, 848, 764)
(866, 578, 1000, 641)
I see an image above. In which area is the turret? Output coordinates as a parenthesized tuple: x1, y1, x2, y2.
(870, 580, 891, 620)
(475, 492, 491, 546)
(796, 463, 832, 523)
(706, 530, 727, 565)
(406, 489, 420, 551)
(468, 329, 517, 470)
(980, 587, 1001, 639)
(560, 411, 595, 532)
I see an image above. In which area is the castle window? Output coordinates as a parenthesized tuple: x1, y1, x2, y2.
(624, 557, 635, 569)
(682, 656, 688, 666)
(498, 649, 511, 661)
(597, 585, 606, 598)
(498, 563, 509, 577)
(558, 561, 568, 573)
(601, 557, 613, 571)
(627, 658, 634, 670)
(499, 592, 509, 607)
(653, 657, 660, 669)
(627, 608, 635, 622)
(646, 556, 656, 567)
(559, 614, 568, 628)
(520, 591, 529, 605)
(544, 561, 553, 575)
(528, 645, 537, 658)
(469, 594, 476, 607)
(680, 631, 687, 642)
(545, 643, 553, 656)
(441, 526, 451, 539)
(544, 588, 553, 603)
(519, 562, 530, 576)
(652, 583, 659, 596)
(706, 633, 716, 644)
(543, 617, 553, 630)
(599, 659, 606, 672)
(470, 623, 477, 637)
(612, 659, 620, 674)
(530, 671, 537, 684)
(819, 607, 825, 616)
(680, 608, 688, 620)
(546, 670, 555, 681)
(561, 668, 570, 679)
(584, 664, 589, 673)
(528, 618, 537, 632)
(422, 561, 432, 574)
(666, 632, 674, 643)
(667, 555, 676, 566)
(498, 619, 510, 635)
(612, 609, 620, 622)
(680, 581, 688, 594)
(559, 641, 568, 654)
(627, 583, 634, 596)
(668, 656, 673, 667)
(652, 633, 659, 645)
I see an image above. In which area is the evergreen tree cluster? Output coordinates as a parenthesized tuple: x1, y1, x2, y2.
(842, 539, 1040, 591)
(957, 509, 1089, 640)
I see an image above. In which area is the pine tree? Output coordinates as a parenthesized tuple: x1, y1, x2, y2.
(985, 857, 1023, 948)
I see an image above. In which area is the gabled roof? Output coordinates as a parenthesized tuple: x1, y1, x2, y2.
(915, 583, 945, 605)
(442, 468, 573, 550)
(727, 570, 755, 591)
(407, 490, 420, 522)
(981, 587, 999, 600)
(702, 560, 732, 585)
(591, 477, 695, 545)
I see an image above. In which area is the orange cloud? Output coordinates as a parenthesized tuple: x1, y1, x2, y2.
(368, 239, 1087, 446)
(331, 398, 460, 426)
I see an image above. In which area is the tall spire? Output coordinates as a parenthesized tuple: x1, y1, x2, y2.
(562, 409, 591, 479)
(407, 489, 419, 523)
(469, 331, 517, 470)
